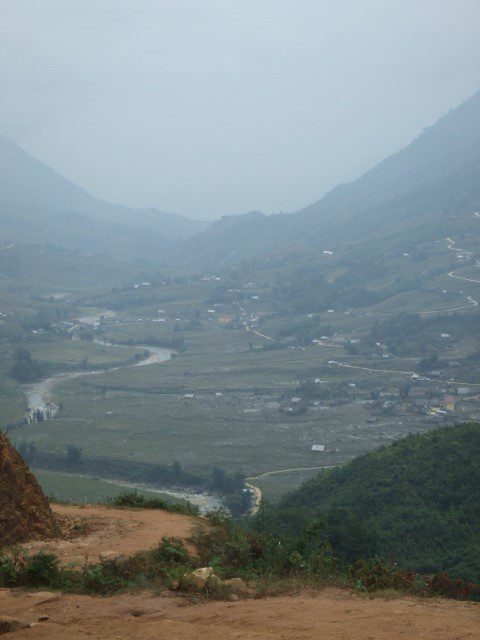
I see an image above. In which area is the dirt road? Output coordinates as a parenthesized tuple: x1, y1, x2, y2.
(21, 504, 199, 566)
(1, 587, 478, 639)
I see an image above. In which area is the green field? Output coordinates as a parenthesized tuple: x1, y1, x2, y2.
(33, 469, 182, 504)
(12, 317, 457, 496)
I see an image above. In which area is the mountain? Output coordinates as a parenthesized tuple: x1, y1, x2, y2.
(0, 134, 208, 242)
(261, 423, 480, 582)
(185, 90, 480, 267)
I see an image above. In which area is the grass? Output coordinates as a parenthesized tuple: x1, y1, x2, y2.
(109, 491, 199, 515)
(29, 339, 144, 370)
(32, 469, 192, 506)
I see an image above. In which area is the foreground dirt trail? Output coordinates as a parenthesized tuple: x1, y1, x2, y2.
(0, 587, 478, 639)
(21, 504, 198, 566)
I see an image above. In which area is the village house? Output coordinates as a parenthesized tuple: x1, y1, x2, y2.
(444, 394, 455, 412)
(283, 396, 307, 415)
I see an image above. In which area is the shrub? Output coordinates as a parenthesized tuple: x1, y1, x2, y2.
(154, 537, 190, 565)
(24, 551, 60, 587)
(428, 573, 480, 601)
(0, 551, 60, 588)
(0, 555, 19, 587)
(349, 559, 414, 593)
(109, 491, 199, 516)
(80, 563, 129, 595)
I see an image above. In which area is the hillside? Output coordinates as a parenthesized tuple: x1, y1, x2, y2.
(184, 90, 480, 267)
(0, 432, 58, 547)
(0, 134, 208, 243)
(266, 423, 480, 582)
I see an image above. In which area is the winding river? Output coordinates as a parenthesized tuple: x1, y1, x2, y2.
(21, 310, 223, 513)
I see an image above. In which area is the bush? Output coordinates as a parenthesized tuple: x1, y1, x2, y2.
(0, 555, 19, 587)
(428, 573, 480, 601)
(0, 551, 60, 588)
(109, 491, 199, 516)
(349, 559, 426, 595)
(24, 551, 60, 587)
(80, 562, 129, 595)
(155, 537, 190, 565)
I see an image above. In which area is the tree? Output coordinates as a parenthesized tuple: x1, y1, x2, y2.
(10, 348, 45, 383)
(66, 444, 82, 466)
(399, 384, 411, 401)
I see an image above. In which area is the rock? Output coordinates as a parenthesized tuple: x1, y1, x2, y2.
(0, 616, 31, 634)
(223, 577, 248, 593)
(130, 610, 145, 618)
(38, 615, 49, 622)
(182, 567, 214, 590)
(170, 579, 180, 591)
(206, 574, 222, 590)
(228, 593, 240, 602)
(222, 577, 255, 598)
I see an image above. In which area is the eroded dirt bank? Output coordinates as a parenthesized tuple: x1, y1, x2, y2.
(0, 587, 478, 639)
(20, 504, 199, 566)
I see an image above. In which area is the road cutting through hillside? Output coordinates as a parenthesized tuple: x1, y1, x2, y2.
(246, 465, 338, 514)
(446, 236, 480, 284)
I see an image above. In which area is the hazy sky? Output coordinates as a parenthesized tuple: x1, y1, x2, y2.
(1, 1, 479, 219)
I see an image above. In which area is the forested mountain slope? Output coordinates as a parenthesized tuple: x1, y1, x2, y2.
(263, 423, 480, 582)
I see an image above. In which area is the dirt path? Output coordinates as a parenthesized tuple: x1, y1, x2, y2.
(20, 504, 199, 566)
(245, 465, 339, 515)
(329, 361, 480, 387)
(244, 481, 263, 515)
(247, 327, 274, 341)
(1, 587, 478, 639)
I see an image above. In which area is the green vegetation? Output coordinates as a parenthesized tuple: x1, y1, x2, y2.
(261, 423, 480, 582)
(109, 491, 199, 516)
(10, 348, 46, 383)
(32, 469, 194, 507)
(1, 513, 479, 601)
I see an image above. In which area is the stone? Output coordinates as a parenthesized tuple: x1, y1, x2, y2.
(38, 615, 49, 622)
(228, 594, 240, 602)
(222, 577, 248, 593)
(206, 574, 222, 590)
(0, 617, 30, 635)
(182, 567, 214, 590)
(222, 577, 255, 598)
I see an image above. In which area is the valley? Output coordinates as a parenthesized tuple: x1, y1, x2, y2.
(2, 8, 480, 638)
(2, 203, 479, 508)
